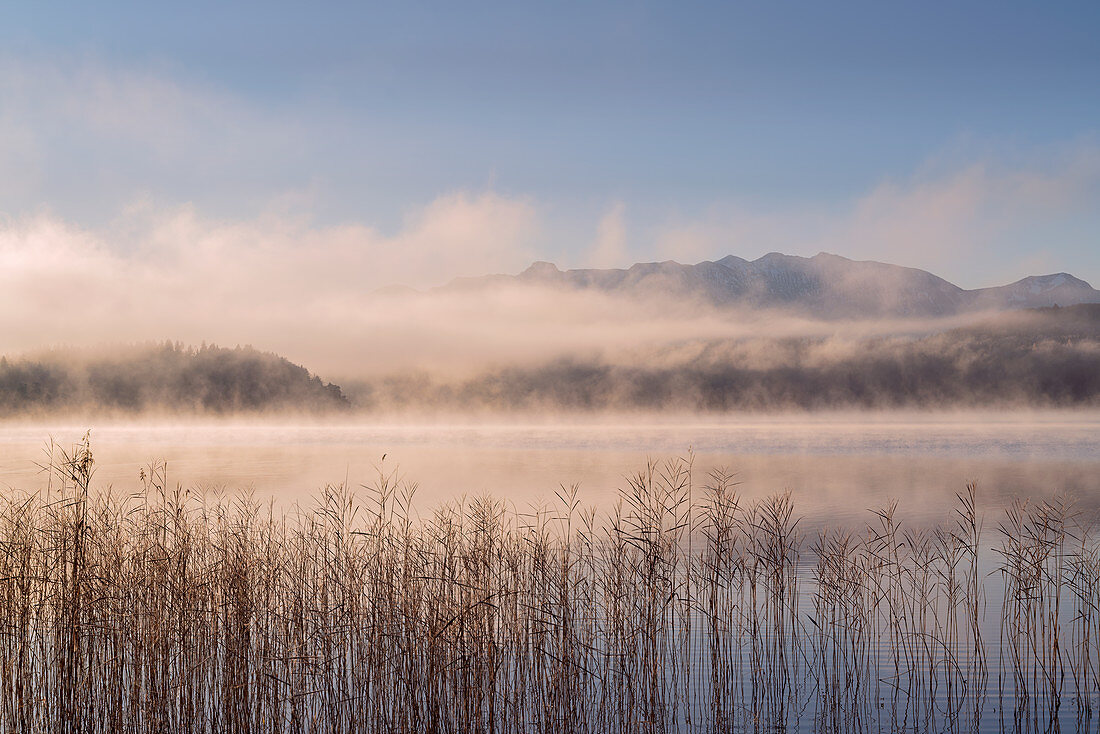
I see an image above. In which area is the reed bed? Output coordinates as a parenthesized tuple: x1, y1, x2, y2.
(0, 435, 1097, 733)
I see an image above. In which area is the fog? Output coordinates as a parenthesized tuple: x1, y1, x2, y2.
(0, 204, 1082, 379)
(1, 292, 1097, 416)
(337, 302, 1100, 413)
(2, 414, 1098, 525)
(2, 203, 1098, 416)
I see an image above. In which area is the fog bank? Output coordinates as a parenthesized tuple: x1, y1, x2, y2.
(343, 305, 1100, 412)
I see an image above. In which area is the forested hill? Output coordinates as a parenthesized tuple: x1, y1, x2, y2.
(0, 343, 348, 414)
(349, 304, 1100, 412)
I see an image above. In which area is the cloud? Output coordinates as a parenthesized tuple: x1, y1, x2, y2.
(132, 190, 538, 294)
(386, 192, 539, 283)
(0, 191, 539, 372)
(4, 142, 1098, 381)
(586, 201, 629, 268)
(835, 149, 1100, 279)
(8, 188, 999, 381)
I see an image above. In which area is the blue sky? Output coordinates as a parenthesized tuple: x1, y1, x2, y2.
(1, 1, 1098, 290)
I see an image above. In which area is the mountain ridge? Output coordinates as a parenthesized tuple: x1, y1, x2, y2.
(438, 252, 1100, 318)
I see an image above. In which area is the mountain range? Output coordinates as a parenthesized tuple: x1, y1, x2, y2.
(441, 252, 1100, 319)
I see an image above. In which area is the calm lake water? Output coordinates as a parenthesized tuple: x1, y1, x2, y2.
(1, 411, 1097, 528)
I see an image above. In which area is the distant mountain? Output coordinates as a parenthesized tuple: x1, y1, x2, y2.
(0, 342, 349, 415)
(441, 252, 1100, 318)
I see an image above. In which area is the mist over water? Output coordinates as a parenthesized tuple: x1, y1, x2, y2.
(2, 412, 1097, 528)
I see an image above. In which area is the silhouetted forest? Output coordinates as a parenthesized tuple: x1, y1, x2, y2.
(5, 307, 1097, 416)
(0, 342, 348, 414)
(349, 305, 1100, 411)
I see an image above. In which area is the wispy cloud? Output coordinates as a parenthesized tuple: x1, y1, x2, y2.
(586, 201, 629, 268)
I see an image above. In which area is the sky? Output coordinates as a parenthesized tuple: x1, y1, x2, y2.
(1, 1, 1098, 305)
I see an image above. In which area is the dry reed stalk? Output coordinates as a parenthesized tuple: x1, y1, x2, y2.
(0, 439, 1095, 732)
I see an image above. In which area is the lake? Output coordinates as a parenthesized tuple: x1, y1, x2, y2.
(1, 410, 1097, 529)
(2, 410, 1099, 732)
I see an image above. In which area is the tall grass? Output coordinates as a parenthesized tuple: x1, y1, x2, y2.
(0, 436, 1096, 732)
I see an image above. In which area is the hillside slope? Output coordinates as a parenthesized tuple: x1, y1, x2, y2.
(0, 342, 349, 415)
